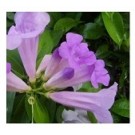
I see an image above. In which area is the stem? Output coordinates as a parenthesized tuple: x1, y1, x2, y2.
(28, 95, 35, 123)
(31, 101, 34, 124)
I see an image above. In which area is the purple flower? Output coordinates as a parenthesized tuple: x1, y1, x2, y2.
(7, 12, 50, 81)
(49, 82, 118, 123)
(44, 65, 94, 89)
(43, 32, 110, 89)
(7, 62, 11, 74)
(59, 33, 96, 68)
(91, 60, 110, 88)
(7, 63, 31, 92)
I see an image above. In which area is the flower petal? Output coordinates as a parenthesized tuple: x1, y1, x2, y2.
(45, 67, 74, 89)
(7, 26, 22, 50)
(7, 72, 31, 92)
(45, 65, 94, 89)
(36, 54, 51, 75)
(66, 32, 83, 45)
(91, 60, 110, 88)
(18, 37, 38, 80)
(44, 49, 62, 79)
(7, 63, 11, 74)
(49, 83, 118, 123)
(15, 12, 50, 38)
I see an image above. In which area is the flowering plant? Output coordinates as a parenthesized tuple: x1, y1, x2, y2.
(7, 12, 129, 123)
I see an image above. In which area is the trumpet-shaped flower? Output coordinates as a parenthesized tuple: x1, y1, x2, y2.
(7, 63, 31, 92)
(7, 12, 50, 81)
(43, 33, 110, 89)
(49, 82, 118, 123)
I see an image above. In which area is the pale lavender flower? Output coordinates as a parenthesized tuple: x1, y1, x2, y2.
(7, 12, 50, 81)
(36, 54, 51, 76)
(62, 109, 90, 123)
(43, 32, 110, 90)
(44, 49, 62, 79)
(7, 63, 31, 92)
(49, 82, 118, 123)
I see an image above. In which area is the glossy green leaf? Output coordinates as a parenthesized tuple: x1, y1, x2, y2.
(37, 30, 63, 66)
(87, 111, 97, 123)
(83, 22, 104, 39)
(102, 12, 124, 46)
(11, 94, 30, 123)
(7, 92, 16, 122)
(7, 49, 26, 79)
(54, 17, 79, 32)
(33, 96, 49, 123)
(111, 98, 129, 118)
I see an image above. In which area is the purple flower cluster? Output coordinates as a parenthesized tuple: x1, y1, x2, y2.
(40, 33, 110, 90)
(7, 12, 118, 123)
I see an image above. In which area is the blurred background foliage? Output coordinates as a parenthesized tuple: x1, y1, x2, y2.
(7, 12, 129, 123)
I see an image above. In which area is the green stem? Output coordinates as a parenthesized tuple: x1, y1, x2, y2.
(31, 102, 34, 124)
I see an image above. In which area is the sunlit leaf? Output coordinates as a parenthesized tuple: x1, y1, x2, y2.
(33, 96, 50, 123)
(102, 12, 124, 47)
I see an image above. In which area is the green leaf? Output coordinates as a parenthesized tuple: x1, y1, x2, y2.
(65, 12, 82, 21)
(56, 106, 64, 123)
(119, 68, 128, 89)
(111, 98, 129, 118)
(111, 112, 123, 123)
(102, 12, 124, 46)
(33, 96, 49, 123)
(7, 12, 14, 20)
(7, 92, 16, 122)
(80, 82, 100, 93)
(43, 99, 56, 122)
(83, 22, 104, 39)
(54, 17, 79, 33)
(37, 30, 63, 66)
(7, 49, 26, 79)
(96, 44, 110, 58)
(87, 111, 97, 123)
(11, 94, 30, 123)
(48, 12, 63, 28)
(25, 96, 32, 122)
